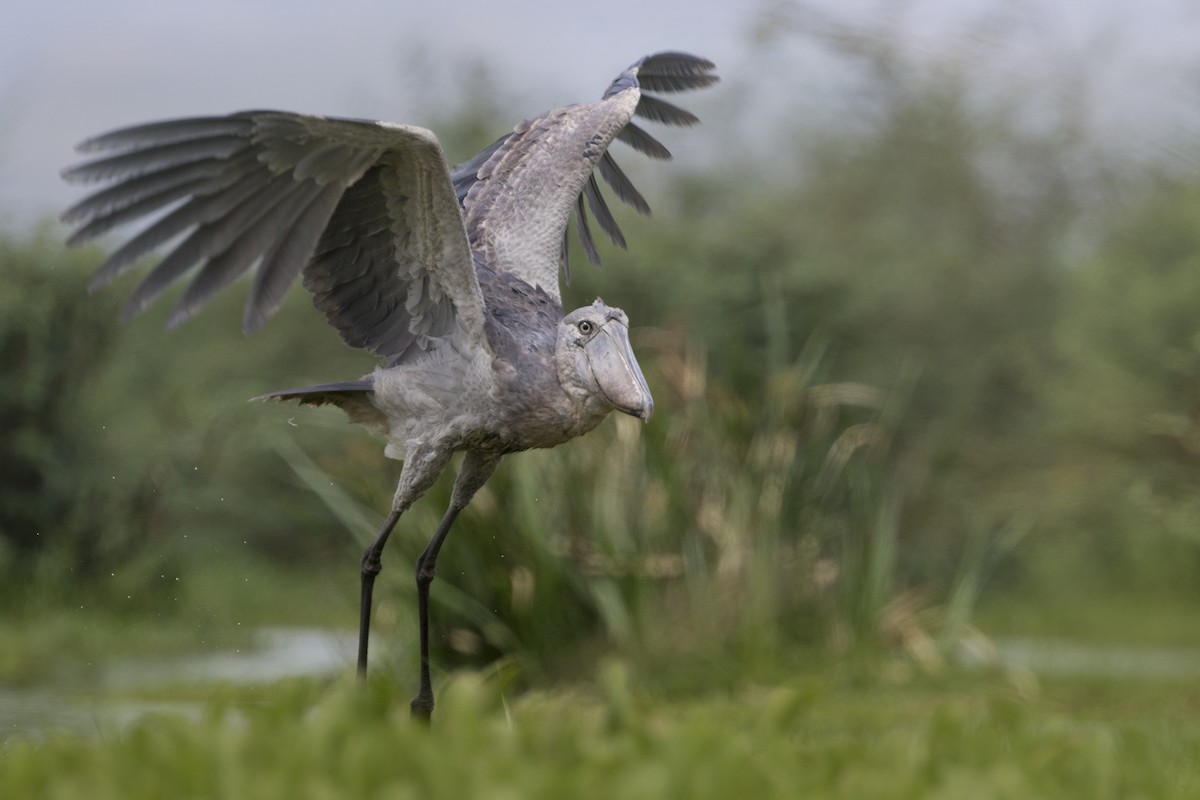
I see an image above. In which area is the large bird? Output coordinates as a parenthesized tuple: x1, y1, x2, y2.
(62, 51, 718, 720)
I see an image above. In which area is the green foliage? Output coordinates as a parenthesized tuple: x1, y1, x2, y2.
(0, 233, 402, 643)
(1064, 179, 1200, 464)
(0, 232, 155, 583)
(3, 668, 1199, 799)
(1013, 176, 1200, 600)
(553, 62, 1081, 618)
(8, 9, 1200, 710)
(279, 321, 920, 687)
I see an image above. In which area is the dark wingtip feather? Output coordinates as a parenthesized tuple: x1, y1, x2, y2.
(74, 117, 254, 154)
(62, 136, 246, 185)
(598, 153, 651, 216)
(574, 193, 602, 266)
(164, 303, 194, 331)
(60, 165, 85, 185)
(641, 51, 716, 69)
(87, 268, 116, 294)
(635, 52, 720, 93)
(635, 94, 701, 127)
(65, 226, 94, 249)
(89, 241, 157, 294)
(560, 230, 573, 285)
(241, 304, 270, 335)
(583, 173, 626, 250)
(604, 51, 718, 100)
(616, 123, 672, 160)
(119, 293, 148, 323)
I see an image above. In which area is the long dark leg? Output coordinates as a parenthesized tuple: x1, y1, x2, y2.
(358, 509, 402, 679)
(356, 446, 453, 681)
(410, 505, 463, 721)
(408, 450, 503, 722)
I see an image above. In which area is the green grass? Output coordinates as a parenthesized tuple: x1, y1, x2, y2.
(976, 591, 1200, 648)
(4, 663, 1198, 799)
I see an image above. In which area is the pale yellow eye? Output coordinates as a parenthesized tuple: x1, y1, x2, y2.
(578, 320, 594, 335)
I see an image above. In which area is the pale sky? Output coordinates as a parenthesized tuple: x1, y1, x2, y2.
(3, 0, 1200, 228)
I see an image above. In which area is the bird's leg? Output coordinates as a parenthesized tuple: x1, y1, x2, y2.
(357, 446, 452, 681)
(410, 505, 462, 721)
(357, 509, 402, 679)
(409, 450, 503, 722)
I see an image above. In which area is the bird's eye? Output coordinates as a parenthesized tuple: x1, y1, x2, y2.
(578, 320, 594, 335)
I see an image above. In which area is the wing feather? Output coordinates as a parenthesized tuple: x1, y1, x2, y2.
(631, 52, 719, 93)
(65, 53, 716, 357)
(596, 152, 651, 215)
(62, 135, 249, 184)
(87, 150, 265, 291)
(634, 94, 701, 127)
(582, 173, 625, 250)
(73, 116, 256, 153)
(64, 111, 490, 362)
(616, 123, 673, 160)
(62, 158, 227, 227)
(575, 192, 601, 266)
(458, 51, 717, 302)
(65, 176, 213, 246)
(119, 162, 283, 317)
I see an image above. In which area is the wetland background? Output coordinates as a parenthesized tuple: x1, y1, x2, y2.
(3, 2, 1200, 796)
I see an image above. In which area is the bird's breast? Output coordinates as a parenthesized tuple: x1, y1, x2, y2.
(485, 358, 606, 452)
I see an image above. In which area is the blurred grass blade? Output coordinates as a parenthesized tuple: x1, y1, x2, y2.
(273, 436, 382, 547)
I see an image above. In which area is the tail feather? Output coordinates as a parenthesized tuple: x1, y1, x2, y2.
(255, 378, 387, 431)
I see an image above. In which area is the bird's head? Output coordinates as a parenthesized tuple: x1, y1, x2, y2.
(557, 299, 654, 422)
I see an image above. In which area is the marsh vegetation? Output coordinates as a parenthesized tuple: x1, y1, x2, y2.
(4, 8, 1200, 795)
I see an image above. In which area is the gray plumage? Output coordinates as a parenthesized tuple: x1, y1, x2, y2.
(62, 51, 717, 721)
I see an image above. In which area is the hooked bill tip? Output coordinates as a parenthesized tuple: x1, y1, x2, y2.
(628, 397, 654, 422)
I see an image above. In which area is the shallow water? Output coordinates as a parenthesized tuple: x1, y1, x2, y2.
(6, 631, 1200, 740)
(988, 637, 1200, 680)
(101, 627, 356, 689)
(1, 627, 355, 740)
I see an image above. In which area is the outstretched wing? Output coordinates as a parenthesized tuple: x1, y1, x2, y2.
(456, 51, 718, 306)
(62, 111, 489, 365)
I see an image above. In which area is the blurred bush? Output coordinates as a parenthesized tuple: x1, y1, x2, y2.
(0, 232, 150, 585)
(1026, 177, 1200, 601)
(0, 229, 379, 610)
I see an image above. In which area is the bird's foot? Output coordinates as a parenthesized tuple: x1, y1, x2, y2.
(410, 692, 434, 724)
